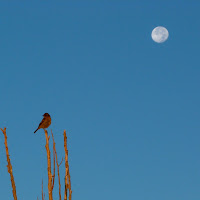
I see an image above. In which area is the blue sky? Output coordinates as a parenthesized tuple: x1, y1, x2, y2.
(0, 1, 200, 200)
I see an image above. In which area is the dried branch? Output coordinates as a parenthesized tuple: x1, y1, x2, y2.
(64, 180, 67, 200)
(64, 130, 72, 200)
(64, 130, 68, 200)
(52, 141, 56, 191)
(68, 176, 72, 200)
(1, 128, 18, 200)
(51, 131, 62, 200)
(44, 130, 53, 200)
(42, 180, 44, 200)
(59, 158, 63, 166)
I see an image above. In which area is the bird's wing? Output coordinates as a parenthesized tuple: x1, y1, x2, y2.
(38, 118, 45, 128)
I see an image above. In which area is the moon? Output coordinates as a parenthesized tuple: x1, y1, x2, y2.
(151, 26, 169, 43)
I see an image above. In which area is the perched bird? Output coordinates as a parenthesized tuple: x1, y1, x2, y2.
(34, 113, 51, 133)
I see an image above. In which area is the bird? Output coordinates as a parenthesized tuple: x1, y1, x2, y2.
(34, 113, 51, 133)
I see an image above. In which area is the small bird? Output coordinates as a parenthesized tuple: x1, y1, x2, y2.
(34, 113, 51, 133)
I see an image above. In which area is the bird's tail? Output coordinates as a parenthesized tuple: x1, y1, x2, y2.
(34, 128, 39, 134)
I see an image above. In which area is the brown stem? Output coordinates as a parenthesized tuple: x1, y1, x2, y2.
(44, 130, 53, 200)
(1, 128, 18, 200)
(64, 130, 72, 200)
(42, 180, 44, 200)
(51, 131, 62, 200)
(52, 141, 56, 191)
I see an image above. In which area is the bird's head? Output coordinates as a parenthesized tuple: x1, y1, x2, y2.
(43, 113, 50, 117)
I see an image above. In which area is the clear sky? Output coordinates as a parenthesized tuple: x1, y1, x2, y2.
(0, 1, 200, 200)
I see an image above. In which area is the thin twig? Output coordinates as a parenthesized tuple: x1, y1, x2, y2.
(64, 130, 72, 200)
(64, 178, 68, 200)
(52, 140, 56, 191)
(42, 181, 43, 200)
(64, 131, 68, 200)
(59, 158, 63, 167)
(52, 131, 62, 200)
(42, 179, 44, 200)
(1, 128, 18, 200)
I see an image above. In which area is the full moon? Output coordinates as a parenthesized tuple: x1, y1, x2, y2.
(151, 26, 169, 43)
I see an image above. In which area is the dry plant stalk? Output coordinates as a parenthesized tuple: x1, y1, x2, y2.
(1, 128, 18, 200)
(64, 130, 72, 200)
(52, 143, 56, 191)
(42, 180, 44, 200)
(51, 131, 62, 200)
(42, 130, 72, 200)
(44, 130, 53, 200)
